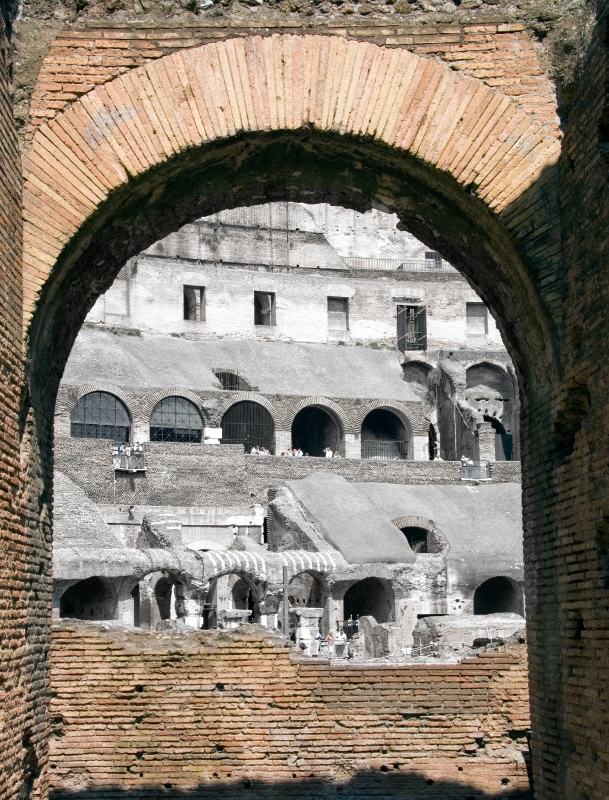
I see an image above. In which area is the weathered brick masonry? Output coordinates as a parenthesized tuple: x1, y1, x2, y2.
(48, 624, 531, 798)
(55, 438, 521, 507)
(1, 1, 608, 798)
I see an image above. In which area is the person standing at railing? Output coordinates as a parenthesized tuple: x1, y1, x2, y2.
(324, 447, 333, 459)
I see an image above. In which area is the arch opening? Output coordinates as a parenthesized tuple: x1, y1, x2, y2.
(221, 401, 275, 454)
(343, 578, 393, 625)
(70, 391, 131, 443)
(361, 409, 410, 460)
(288, 572, 325, 608)
(473, 576, 523, 616)
(150, 396, 203, 443)
(59, 577, 117, 621)
(291, 406, 341, 457)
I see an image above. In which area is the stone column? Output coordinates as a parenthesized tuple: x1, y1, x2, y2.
(204, 427, 223, 444)
(344, 432, 360, 459)
(412, 434, 429, 461)
(291, 607, 324, 656)
(477, 421, 495, 461)
(275, 429, 292, 454)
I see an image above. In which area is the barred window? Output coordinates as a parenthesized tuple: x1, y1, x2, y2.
(71, 392, 131, 443)
(150, 396, 203, 443)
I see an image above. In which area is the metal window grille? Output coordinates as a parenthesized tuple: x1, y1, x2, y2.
(214, 370, 252, 391)
(70, 391, 131, 443)
(397, 305, 427, 352)
(461, 461, 491, 480)
(149, 396, 203, 443)
(184, 286, 205, 321)
(221, 401, 275, 453)
(361, 439, 408, 460)
(254, 292, 276, 326)
(327, 297, 349, 331)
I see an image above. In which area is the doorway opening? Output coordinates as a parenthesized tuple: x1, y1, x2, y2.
(291, 406, 341, 457)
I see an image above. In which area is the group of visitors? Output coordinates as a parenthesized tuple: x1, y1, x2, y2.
(118, 442, 143, 456)
(323, 447, 341, 458)
(248, 446, 343, 457)
(320, 627, 348, 658)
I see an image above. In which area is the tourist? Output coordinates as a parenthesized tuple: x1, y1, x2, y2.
(333, 451, 341, 458)
(334, 627, 347, 658)
(324, 447, 333, 458)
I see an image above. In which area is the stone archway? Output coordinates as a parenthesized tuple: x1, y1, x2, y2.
(17, 30, 569, 800)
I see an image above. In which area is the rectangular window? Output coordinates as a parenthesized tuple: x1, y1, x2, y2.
(183, 286, 205, 321)
(466, 302, 488, 335)
(327, 297, 349, 331)
(254, 291, 276, 326)
(397, 305, 427, 352)
(424, 250, 442, 267)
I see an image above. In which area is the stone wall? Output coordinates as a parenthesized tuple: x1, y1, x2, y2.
(48, 623, 531, 798)
(55, 437, 521, 507)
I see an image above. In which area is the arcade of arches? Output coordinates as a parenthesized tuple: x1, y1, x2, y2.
(1, 3, 609, 799)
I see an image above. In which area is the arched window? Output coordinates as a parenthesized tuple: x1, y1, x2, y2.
(361, 409, 410, 460)
(343, 578, 393, 624)
(221, 401, 274, 453)
(291, 406, 341, 457)
(150, 397, 203, 443)
(70, 391, 131, 442)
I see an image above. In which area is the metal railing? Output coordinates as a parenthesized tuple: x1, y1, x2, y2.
(461, 460, 491, 480)
(113, 446, 146, 472)
(361, 440, 409, 460)
(343, 257, 457, 272)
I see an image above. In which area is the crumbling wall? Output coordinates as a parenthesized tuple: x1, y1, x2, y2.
(48, 623, 531, 797)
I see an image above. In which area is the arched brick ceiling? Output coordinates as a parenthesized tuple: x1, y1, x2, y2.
(22, 33, 560, 327)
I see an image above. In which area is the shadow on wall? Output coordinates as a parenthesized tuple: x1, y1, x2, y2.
(49, 773, 532, 800)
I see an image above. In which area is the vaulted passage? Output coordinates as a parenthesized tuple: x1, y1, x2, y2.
(361, 409, 410, 460)
(343, 578, 393, 625)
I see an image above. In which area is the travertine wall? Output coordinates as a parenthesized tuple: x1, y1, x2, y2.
(48, 624, 531, 798)
(86, 253, 504, 349)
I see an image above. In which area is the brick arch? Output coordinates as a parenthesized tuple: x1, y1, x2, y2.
(23, 34, 561, 382)
(143, 389, 208, 427)
(217, 393, 278, 426)
(281, 397, 348, 433)
(355, 400, 423, 435)
(67, 384, 136, 422)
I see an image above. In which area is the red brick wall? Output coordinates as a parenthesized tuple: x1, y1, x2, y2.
(25, 20, 559, 143)
(48, 624, 531, 797)
(0, 11, 48, 800)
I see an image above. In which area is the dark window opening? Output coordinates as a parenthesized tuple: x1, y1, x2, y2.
(184, 286, 205, 321)
(231, 578, 255, 617)
(155, 577, 173, 620)
(343, 578, 392, 624)
(428, 423, 438, 460)
(70, 391, 131, 443)
(214, 370, 252, 391)
(254, 291, 276, 326)
(473, 576, 523, 616)
(397, 305, 427, 352)
(221, 401, 275, 453)
(131, 584, 140, 628)
(60, 577, 117, 620)
(466, 302, 488, 335)
(401, 526, 429, 553)
(361, 408, 409, 460)
(291, 406, 340, 457)
(150, 396, 202, 443)
(327, 297, 349, 332)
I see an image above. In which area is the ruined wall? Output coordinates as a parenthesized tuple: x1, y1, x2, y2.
(55, 438, 521, 507)
(0, 5, 49, 799)
(48, 623, 531, 798)
(86, 254, 499, 349)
